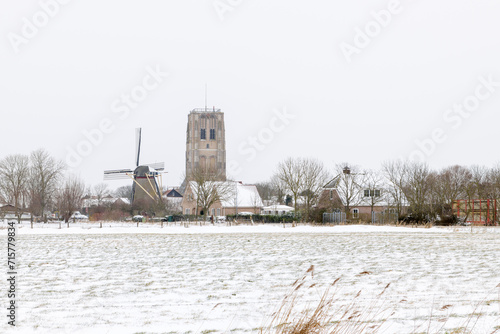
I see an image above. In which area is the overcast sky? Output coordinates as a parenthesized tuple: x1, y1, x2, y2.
(1, 0, 500, 190)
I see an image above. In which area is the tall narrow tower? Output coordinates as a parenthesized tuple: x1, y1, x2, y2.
(185, 108, 226, 181)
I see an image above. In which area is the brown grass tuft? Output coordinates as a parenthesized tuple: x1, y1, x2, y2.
(259, 268, 391, 334)
(259, 270, 500, 334)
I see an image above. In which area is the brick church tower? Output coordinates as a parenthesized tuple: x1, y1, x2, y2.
(185, 108, 226, 181)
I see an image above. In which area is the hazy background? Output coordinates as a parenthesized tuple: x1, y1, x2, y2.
(1, 0, 499, 190)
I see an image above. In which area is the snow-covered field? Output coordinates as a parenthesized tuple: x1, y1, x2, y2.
(1, 222, 499, 333)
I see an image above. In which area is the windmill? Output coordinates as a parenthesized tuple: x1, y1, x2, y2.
(104, 128, 165, 205)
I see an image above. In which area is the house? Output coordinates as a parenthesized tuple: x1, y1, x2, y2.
(317, 172, 402, 222)
(261, 204, 294, 216)
(163, 188, 183, 213)
(181, 181, 263, 216)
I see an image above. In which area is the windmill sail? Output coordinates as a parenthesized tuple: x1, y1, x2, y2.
(144, 162, 165, 171)
(135, 128, 142, 167)
(103, 169, 134, 180)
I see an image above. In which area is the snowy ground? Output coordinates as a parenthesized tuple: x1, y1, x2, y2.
(1, 222, 499, 333)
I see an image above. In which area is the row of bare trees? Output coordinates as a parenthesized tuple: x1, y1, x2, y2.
(264, 160, 382, 221)
(257, 157, 500, 223)
(0, 149, 87, 223)
(383, 161, 500, 223)
(271, 158, 331, 221)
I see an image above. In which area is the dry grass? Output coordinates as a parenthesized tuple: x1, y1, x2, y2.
(259, 266, 392, 334)
(260, 267, 500, 334)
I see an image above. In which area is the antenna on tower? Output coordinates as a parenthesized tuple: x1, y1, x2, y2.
(205, 83, 207, 112)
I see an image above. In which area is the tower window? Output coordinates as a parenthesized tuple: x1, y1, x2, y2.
(210, 129, 216, 140)
(200, 129, 206, 140)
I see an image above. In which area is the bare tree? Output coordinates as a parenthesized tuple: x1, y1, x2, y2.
(401, 161, 431, 222)
(255, 182, 273, 204)
(189, 168, 233, 218)
(270, 174, 287, 205)
(430, 165, 471, 217)
(363, 169, 385, 220)
(28, 149, 65, 222)
(486, 165, 500, 223)
(93, 183, 110, 207)
(382, 160, 407, 218)
(274, 157, 305, 217)
(334, 163, 366, 219)
(459, 165, 492, 223)
(0, 154, 30, 223)
(469, 165, 489, 198)
(301, 158, 330, 222)
(256, 176, 290, 207)
(164, 195, 182, 215)
(56, 175, 86, 223)
(115, 185, 133, 203)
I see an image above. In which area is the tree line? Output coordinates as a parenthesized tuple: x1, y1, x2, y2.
(2, 149, 499, 224)
(0, 149, 71, 222)
(256, 158, 500, 224)
(0, 149, 176, 223)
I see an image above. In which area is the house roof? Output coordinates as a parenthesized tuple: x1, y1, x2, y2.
(82, 197, 130, 207)
(1, 204, 18, 212)
(262, 205, 294, 211)
(187, 181, 263, 208)
(164, 189, 183, 198)
(0, 205, 29, 215)
(322, 175, 340, 189)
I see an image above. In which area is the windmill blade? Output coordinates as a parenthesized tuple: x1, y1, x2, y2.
(144, 162, 165, 171)
(104, 168, 134, 174)
(103, 169, 134, 180)
(135, 128, 142, 167)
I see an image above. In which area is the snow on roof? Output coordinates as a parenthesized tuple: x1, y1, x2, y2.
(117, 198, 131, 205)
(188, 181, 263, 208)
(262, 205, 294, 211)
(83, 197, 130, 207)
(222, 183, 263, 208)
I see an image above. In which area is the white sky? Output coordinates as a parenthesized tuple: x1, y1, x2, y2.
(1, 0, 500, 190)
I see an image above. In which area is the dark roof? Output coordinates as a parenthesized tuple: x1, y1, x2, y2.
(165, 189, 183, 198)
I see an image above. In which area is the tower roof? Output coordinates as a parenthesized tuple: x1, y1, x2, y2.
(190, 108, 222, 114)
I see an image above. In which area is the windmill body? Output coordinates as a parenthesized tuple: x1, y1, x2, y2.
(132, 165, 162, 205)
(104, 128, 164, 208)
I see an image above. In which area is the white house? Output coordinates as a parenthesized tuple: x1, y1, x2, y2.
(262, 205, 294, 216)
